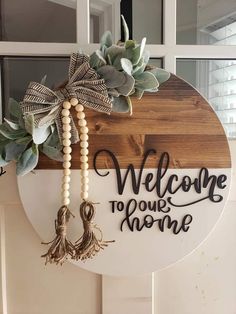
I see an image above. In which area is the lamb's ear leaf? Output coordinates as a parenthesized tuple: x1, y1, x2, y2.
(32, 125, 50, 145)
(0, 123, 27, 140)
(112, 96, 130, 113)
(4, 141, 28, 161)
(149, 68, 170, 84)
(40, 75, 47, 85)
(9, 98, 22, 119)
(40, 144, 63, 162)
(0, 154, 9, 167)
(4, 118, 20, 130)
(121, 15, 129, 42)
(134, 71, 159, 90)
(132, 37, 146, 65)
(120, 58, 133, 76)
(16, 144, 39, 176)
(100, 31, 113, 48)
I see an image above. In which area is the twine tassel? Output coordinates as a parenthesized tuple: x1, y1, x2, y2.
(41, 205, 75, 265)
(75, 201, 114, 261)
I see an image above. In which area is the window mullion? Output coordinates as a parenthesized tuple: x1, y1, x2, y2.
(76, 0, 90, 44)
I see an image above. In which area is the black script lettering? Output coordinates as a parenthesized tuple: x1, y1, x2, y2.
(0, 167, 6, 176)
(94, 149, 156, 195)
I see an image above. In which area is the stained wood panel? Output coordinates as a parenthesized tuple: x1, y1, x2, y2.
(37, 75, 231, 169)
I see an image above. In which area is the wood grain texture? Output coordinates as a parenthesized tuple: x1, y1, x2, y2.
(37, 74, 231, 169)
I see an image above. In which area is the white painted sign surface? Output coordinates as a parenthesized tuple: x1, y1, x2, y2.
(18, 165, 231, 276)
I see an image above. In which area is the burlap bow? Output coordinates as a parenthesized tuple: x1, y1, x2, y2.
(20, 53, 112, 144)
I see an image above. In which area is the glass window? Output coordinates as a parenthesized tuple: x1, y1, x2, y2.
(0, 0, 76, 42)
(176, 59, 236, 138)
(2, 57, 69, 117)
(177, 0, 236, 45)
(90, 0, 163, 44)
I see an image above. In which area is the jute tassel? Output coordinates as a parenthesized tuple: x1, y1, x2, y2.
(41, 206, 75, 265)
(75, 201, 115, 261)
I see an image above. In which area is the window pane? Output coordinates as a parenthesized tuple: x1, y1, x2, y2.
(176, 59, 236, 138)
(2, 57, 69, 117)
(0, 0, 76, 42)
(90, 0, 163, 44)
(177, 0, 236, 45)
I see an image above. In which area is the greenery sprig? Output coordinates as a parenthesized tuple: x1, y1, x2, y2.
(0, 16, 170, 175)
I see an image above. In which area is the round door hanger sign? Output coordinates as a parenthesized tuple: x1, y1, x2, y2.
(18, 74, 231, 276)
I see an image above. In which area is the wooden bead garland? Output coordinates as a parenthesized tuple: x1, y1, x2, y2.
(42, 98, 114, 265)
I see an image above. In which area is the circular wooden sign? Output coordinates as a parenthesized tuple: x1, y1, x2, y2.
(18, 74, 231, 276)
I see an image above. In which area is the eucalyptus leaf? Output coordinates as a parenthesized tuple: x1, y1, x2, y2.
(112, 96, 130, 113)
(32, 125, 50, 145)
(149, 68, 171, 84)
(16, 144, 39, 176)
(4, 118, 20, 130)
(0, 123, 27, 140)
(134, 71, 159, 90)
(5, 142, 27, 161)
(100, 31, 113, 48)
(120, 58, 133, 75)
(121, 15, 129, 42)
(9, 98, 22, 119)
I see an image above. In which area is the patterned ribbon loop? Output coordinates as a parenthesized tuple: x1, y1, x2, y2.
(20, 53, 112, 144)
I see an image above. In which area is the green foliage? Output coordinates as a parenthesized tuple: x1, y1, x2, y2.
(89, 16, 170, 114)
(16, 144, 39, 176)
(0, 99, 63, 175)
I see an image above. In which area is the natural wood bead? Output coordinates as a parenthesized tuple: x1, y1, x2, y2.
(63, 175, 71, 183)
(63, 168, 71, 176)
(63, 124, 72, 132)
(81, 185, 89, 192)
(80, 134, 88, 141)
(63, 198, 70, 206)
(62, 190, 70, 198)
(62, 116, 71, 124)
(81, 169, 89, 177)
(81, 177, 89, 184)
(62, 183, 70, 190)
(70, 98, 79, 106)
(62, 131, 71, 139)
(80, 126, 89, 134)
(78, 119, 87, 127)
(81, 163, 89, 170)
(80, 155, 88, 163)
(63, 154, 71, 161)
(61, 108, 70, 117)
(80, 148, 88, 156)
(63, 101, 71, 110)
(76, 111, 85, 120)
(63, 146, 72, 154)
(80, 141, 88, 148)
(62, 139, 71, 147)
(81, 192, 88, 200)
(63, 161, 71, 169)
(75, 104, 84, 112)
